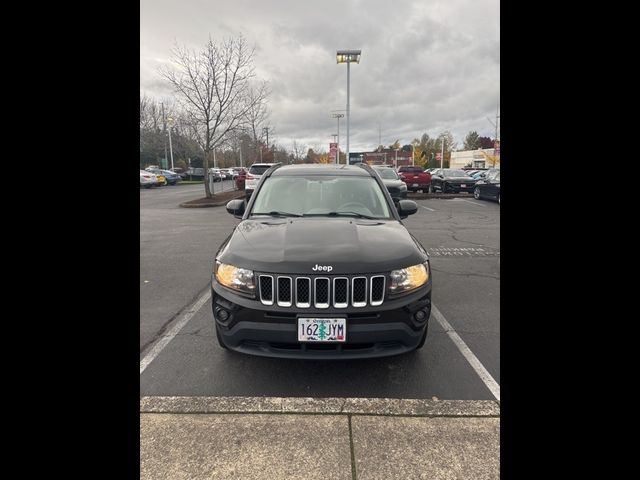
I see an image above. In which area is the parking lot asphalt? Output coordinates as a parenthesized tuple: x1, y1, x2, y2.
(140, 185, 499, 400)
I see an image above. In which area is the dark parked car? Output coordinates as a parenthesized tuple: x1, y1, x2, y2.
(170, 167, 189, 180)
(371, 165, 407, 202)
(473, 170, 500, 204)
(429, 168, 477, 193)
(212, 163, 431, 359)
(186, 167, 205, 179)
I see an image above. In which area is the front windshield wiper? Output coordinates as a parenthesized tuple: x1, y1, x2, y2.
(326, 211, 379, 220)
(251, 211, 302, 217)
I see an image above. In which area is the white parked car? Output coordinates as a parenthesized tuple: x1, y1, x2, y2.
(245, 163, 279, 200)
(140, 169, 157, 188)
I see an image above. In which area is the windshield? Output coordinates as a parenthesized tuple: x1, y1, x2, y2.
(443, 169, 469, 177)
(249, 165, 272, 175)
(375, 168, 399, 180)
(250, 175, 392, 219)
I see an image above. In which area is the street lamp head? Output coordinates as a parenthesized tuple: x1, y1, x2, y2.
(336, 50, 361, 63)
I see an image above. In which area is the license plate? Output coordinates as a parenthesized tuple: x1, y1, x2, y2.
(298, 318, 346, 342)
(412, 183, 418, 187)
(461, 184, 466, 188)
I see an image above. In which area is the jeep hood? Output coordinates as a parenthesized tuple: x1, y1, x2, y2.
(217, 218, 427, 274)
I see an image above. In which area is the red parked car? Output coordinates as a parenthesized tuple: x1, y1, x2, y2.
(397, 166, 432, 192)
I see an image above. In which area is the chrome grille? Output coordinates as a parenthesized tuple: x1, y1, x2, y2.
(258, 274, 386, 308)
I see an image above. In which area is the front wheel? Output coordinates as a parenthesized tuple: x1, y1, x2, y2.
(474, 186, 481, 200)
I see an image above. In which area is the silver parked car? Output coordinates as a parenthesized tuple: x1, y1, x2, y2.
(140, 169, 157, 188)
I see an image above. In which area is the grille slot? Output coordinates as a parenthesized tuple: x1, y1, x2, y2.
(352, 277, 367, 307)
(370, 276, 385, 306)
(277, 277, 292, 307)
(257, 274, 386, 308)
(295, 277, 311, 308)
(333, 277, 349, 308)
(314, 277, 330, 308)
(259, 275, 274, 305)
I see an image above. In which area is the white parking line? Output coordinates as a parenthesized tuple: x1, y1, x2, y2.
(140, 289, 212, 374)
(454, 199, 485, 207)
(421, 206, 435, 211)
(431, 304, 500, 401)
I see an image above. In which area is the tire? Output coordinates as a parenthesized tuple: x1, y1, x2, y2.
(474, 187, 481, 200)
(215, 325, 229, 350)
(162, 180, 168, 186)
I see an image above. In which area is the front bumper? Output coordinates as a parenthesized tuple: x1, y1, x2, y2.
(444, 183, 475, 193)
(211, 279, 431, 359)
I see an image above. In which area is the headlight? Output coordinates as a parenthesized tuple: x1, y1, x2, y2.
(214, 261, 255, 294)
(399, 184, 407, 191)
(389, 262, 429, 293)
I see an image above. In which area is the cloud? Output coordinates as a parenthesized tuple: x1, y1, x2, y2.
(141, 0, 499, 152)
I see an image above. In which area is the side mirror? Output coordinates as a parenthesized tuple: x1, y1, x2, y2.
(397, 199, 418, 218)
(226, 199, 245, 218)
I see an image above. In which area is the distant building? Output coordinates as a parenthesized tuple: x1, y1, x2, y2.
(349, 148, 413, 167)
(450, 148, 500, 169)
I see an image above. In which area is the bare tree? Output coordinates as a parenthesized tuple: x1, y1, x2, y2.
(244, 81, 270, 163)
(291, 140, 305, 163)
(160, 35, 266, 197)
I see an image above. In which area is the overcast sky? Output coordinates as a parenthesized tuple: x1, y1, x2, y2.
(140, 0, 499, 153)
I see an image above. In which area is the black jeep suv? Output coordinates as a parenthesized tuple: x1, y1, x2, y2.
(211, 163, 432, 359)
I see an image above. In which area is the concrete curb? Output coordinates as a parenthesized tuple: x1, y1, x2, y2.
(179, 191, 244, 208)
(140, 396, 500, 417)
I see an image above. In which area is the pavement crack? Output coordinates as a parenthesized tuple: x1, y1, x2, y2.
(348, 415, 358, 480)
(431, 268, 500, 280)
(451, 234, 490, 247)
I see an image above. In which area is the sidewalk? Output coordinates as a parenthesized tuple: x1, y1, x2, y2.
(141, 396, 500, 479)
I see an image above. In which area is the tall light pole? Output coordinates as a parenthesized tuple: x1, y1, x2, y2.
(440, 135, 445, 169)
(487, 104, 500, 167)
(167, 117, 175, 171)
(337, 50, 361, 165)
(331, 112, 344, 163)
